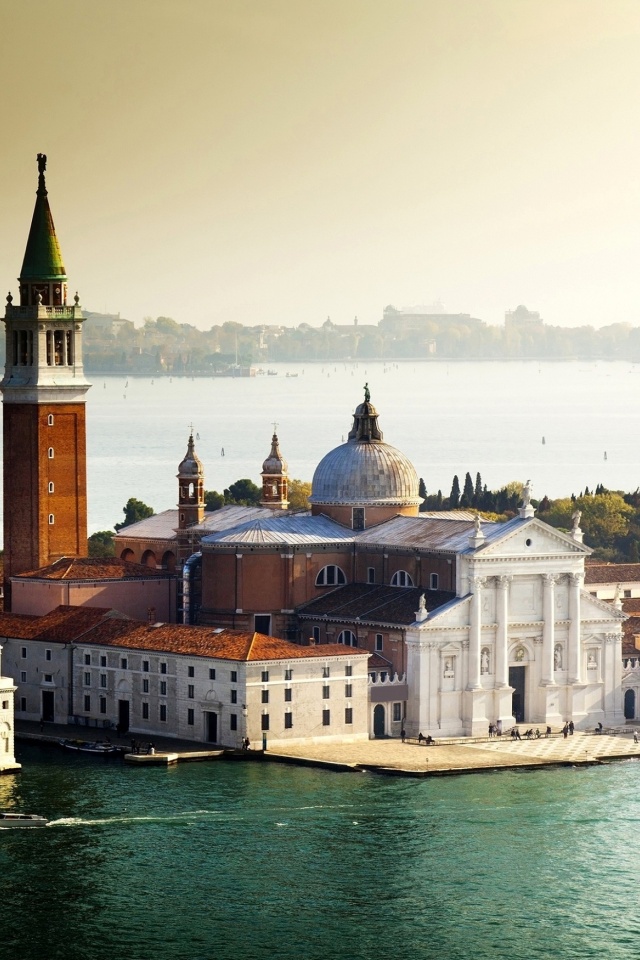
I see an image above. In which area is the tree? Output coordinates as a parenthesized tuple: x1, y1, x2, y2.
(419, 478, 427, 501)
(544, 493, 633, 549)
(449, 475, 460, 509)
(115, 498, 154, 531)
(288, 479, 312, 511)
(88, 530, 115, 557)
(461, 472, 474, 507)
(474, 472, 482, 506)
(224, 479, 262, 506)
(204, 490, 225, 512)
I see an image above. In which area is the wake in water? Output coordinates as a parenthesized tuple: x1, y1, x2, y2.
(47, 809, 240, 828)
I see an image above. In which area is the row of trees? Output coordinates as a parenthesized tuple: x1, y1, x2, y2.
(76, 313, 640, 374)
(420, 472, 640, 562)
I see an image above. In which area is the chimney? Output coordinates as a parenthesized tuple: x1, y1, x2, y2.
(148, 607, 156, 624)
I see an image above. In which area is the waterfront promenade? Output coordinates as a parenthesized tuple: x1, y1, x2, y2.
(14, 719, 640, 777)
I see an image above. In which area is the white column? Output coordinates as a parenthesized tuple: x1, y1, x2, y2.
(495, 575, 511, 687)
(541, 574, 557, 685)
(568, 573, 583, 684)
(468, 576, 484, 689)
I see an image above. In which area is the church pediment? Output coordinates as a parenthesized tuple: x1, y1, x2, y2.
(475, 517, 590, 559)
(580, 590, 626, 623)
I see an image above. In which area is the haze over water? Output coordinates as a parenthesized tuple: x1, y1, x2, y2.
(75, 359, 640, 534)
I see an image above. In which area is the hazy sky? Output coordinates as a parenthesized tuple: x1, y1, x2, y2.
(2, 0, 640, 330)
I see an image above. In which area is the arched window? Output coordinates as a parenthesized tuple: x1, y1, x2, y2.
(48, 447, 54, 459)
(47, 414, 54, 426)
(430, 573, 439, 590)
(316, 565, 347, 587)
(390, 570, 413, 588)
(48, 514, 54, 525)
(48, 482, 54, 494)
(337, 630, 358, 647)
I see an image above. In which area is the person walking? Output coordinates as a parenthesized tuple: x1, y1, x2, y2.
(401, 728, 406, 743)
(568, 720, 574, 735)
(562, 723, 568, 739)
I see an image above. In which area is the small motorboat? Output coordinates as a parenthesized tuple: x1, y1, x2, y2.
(0, 813, 48, 828)
(59, 738, 121, 756)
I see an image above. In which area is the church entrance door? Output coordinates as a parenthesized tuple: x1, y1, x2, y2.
(373, 704, 385, 738)
(624, 689, 635, 720)
(509, 666, 526, 723)
(118, 699, 130, 735)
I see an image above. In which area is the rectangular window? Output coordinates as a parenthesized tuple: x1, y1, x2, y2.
(160, 704, 167, 722)
(322, 709, 330, 726)
(21, 647, 27, 659)
(160, 662, 167, 675)
(188, 684, 195, 699)
(322, 666, 330, 678)
(230, 714, 238, 731)
(261, 690, 269, 704)
(44, 674, 53, 684)
(345, 684, 352, 698)
(99, 697, 107, 715)
(345, 708, 353, 725)
(84, 672, 91, 686)
(100, 655, 107, 667)
(261, 670, 269, 683)
(393, 702, 402, 722)
(624, 589, 632, 598)
(209, 668, 216, 680)
(120, 657, 128, 670)
(352, 507, 365, 530)
(284, 688, 292, 702)
(261, 714, 270, 731)
(188, 666, 195, 678)
(230, 689, 237, 704)
(375, 634, 383, 652)
(230, 670, 237, 683)
(143, 678, 149, 693)
(45, 648, 52, 661)
(187, 708, 195, 726)
(20, 697, 27, 712)
(142, 660, 149, 673)
(367, 567, 375, 584)
(20, 671, 27, 683)
(84, 653, 91, 666)
(284, 668, 292, 681)
(322, 685, 330, 699)
(254, 614, 272, 635)
(285, 712, 293, 729)
(312, 626, 321, 643)
(84, 694, 91, 712)
(160, 681, 167, 696)
(142, 702, 149, 720)
(2, 700, 8, 710)
(100, 674, 107, 688)
(345, 665, 352, 677)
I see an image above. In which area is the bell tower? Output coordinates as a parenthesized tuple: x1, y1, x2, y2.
(177, 429, 205, 529)
(260, 427, 289, 510)
(2, 155, 90, 607)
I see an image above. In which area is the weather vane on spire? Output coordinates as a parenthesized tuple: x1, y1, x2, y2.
(37, 153, 47, 175)
(364, 382, 370, 403)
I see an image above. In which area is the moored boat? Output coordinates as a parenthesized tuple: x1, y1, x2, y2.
(0, 812, 48, 828)
(58, 738, 121, 756)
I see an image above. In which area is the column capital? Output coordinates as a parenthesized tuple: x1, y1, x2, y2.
(496, 575, 513, 587)
(568, 572, 583, 586)
(470, 576, 486, 590)
(605, 632, 620, 643)
(542, 573, 560, 584)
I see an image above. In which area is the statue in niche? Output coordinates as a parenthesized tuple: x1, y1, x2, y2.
(554, 644, 563, 670)
(588, 652, 597, 669)
(515, 646, 525, 662)
(481, 649, 490, 674)
(443, 658, 454, 677)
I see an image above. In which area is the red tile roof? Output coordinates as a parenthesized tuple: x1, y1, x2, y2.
(584, 563, 640, 584)
(0, 606, 368, 663)
(16, 557, 172, 581)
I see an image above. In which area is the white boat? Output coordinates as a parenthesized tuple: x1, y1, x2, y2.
(59, 738, 121, 756)
(0, 813, 48, 828)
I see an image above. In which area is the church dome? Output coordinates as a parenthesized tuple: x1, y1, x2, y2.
(177, 432, 203, 478)
(309, 391, 421, 507)
(262, 432, 288, 475)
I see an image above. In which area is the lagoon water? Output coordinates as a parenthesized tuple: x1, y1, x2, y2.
(77, 359, 640, 533)
(2, 743, 640, 960)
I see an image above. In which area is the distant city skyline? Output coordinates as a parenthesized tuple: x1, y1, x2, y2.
(2, 0, 640, 331)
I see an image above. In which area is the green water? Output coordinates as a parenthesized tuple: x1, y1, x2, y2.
(1, 744, 639, 960)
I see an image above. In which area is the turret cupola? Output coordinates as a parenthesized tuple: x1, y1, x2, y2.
(177, 429, 205, 528)
(261, 426, 289, 510)
(19, 153, 68, 307)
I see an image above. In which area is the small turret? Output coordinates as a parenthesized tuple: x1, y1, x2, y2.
(261, 426, 289, 510)
(177, 429, 205, 528)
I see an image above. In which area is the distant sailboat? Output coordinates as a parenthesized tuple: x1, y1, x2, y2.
(221, 448, 225, 456)
(604, 451, 608, 460)
(542, 436, 545, 445)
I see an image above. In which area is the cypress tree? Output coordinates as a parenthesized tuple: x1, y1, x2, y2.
(450, 475, 460, 508)
(474, 472, 483, 505)
(461, 472, 474, 507)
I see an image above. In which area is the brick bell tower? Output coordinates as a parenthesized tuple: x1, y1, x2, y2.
(1, 154, 90, 607)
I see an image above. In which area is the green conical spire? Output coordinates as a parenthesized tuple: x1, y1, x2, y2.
(19, 154, 67, 281)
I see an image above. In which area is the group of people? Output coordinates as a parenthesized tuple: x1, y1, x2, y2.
(510, 726, 552, 740)
(129, 739, 155, 755)
(241, 737, 251, 751)
(561, 721, 575, 738)
(417, 732, 435, 745)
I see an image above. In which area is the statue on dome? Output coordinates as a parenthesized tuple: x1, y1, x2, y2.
(37, 153, 47, 174)
(522, 479, 532, 507)
(364, 382, 371, 403)
(571, 509, 581, 531)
